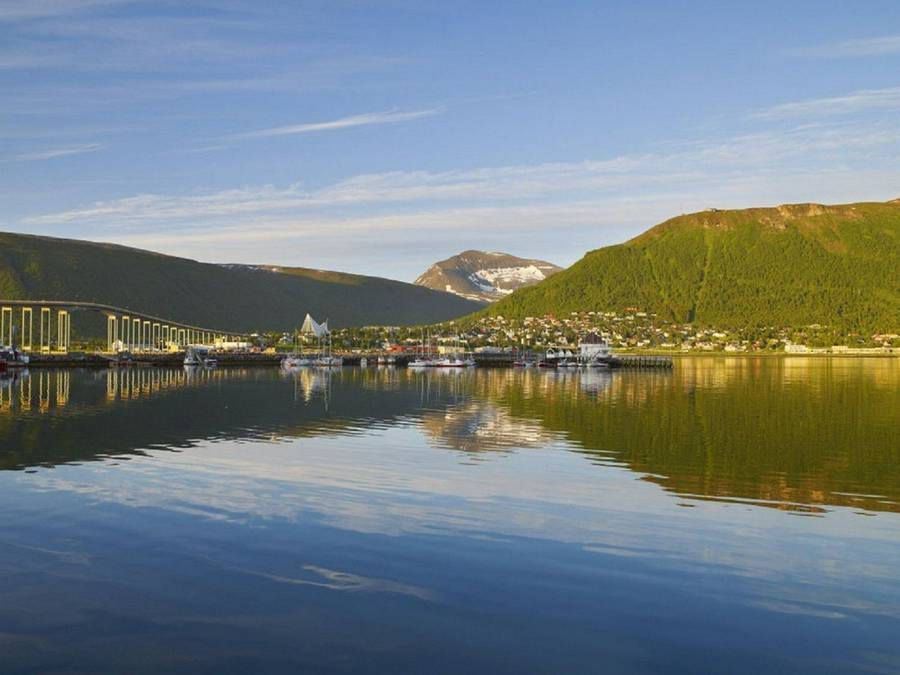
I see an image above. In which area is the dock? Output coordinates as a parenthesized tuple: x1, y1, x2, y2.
(609, 355, 673, 369)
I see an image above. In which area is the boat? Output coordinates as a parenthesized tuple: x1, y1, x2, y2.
(305, 318, 341, 367)
(282, 355, 312, 368)
(184, 346, 217, 368)
(315, 355, 343, 367)
(109, 351, 135, 367)
(435, 355, 475, 368)
(434, 335, 475, 368)
(0, 345, 30, 371)
(408, 329, 439, 367)
(282, 328, 312, 369)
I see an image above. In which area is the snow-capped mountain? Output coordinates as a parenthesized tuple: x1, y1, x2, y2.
(414, 250, 562, 303)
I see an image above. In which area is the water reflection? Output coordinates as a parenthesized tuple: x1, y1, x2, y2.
(1, 358, 898, 515)
(1, 359, 899, 674)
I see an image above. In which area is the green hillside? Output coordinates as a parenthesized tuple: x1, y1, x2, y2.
(483, 200, 900, 331)
(0, 232, 482, 331)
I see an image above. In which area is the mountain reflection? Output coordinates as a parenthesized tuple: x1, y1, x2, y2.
(1, 358, 897, 513)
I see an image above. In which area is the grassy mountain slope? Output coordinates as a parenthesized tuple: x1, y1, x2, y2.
(0, 232, 482, 331)
(482, 201, 900, 331)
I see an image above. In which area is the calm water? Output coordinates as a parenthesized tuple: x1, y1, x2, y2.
(0, 359, 898, 674)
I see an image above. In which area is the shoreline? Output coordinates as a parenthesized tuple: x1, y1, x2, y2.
(4, 351, 896, 371)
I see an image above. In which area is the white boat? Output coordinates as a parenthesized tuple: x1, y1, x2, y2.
(315, 355, 343, 367)
(282, 327, 312, 369)
(436, 355, 475, 368)
(282, 355, 312, 368)
(0, 345, 29, 370)
(409, 329, 439, 367)
(305, 319, 341, 367)
(434, 333, 476, 368)
(184, 346, 217, 368)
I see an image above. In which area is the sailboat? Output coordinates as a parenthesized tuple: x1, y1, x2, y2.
(314, 322, 342, 367)
(434, 335, 475, 367)
(282, 328, 312, 368)
(513, 346, 533, 367)
(409, 329, 436, 367)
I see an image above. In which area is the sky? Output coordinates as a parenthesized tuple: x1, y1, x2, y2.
(3, 0, 900, 281)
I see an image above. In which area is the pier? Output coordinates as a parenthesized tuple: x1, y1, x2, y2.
(609, 355, 674, 369)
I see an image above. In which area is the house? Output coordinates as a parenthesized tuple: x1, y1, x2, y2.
(578, 332, 612, 361)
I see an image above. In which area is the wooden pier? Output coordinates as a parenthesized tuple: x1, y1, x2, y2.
(609, 355, 673, 369)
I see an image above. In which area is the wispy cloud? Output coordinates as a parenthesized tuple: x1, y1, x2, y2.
(791, 34, 900, 59)
(0, 0, 124, 22)
(227, 108, 442, 141)
(25, 120, 900, 227)
(753, 86, 900, 119)
(0, 52, 61, 69)
(12, 142, 104, 161)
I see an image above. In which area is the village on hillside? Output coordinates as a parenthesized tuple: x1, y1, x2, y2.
(291, 310, 899, 355)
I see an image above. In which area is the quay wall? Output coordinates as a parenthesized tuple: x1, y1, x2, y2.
(21, 351, 672, 369)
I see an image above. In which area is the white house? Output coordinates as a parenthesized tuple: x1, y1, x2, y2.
(578, 333, 612, 361)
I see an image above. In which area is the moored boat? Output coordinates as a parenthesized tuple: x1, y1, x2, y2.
(315, 355, 343, 367)
(184, 346, 217, 368)
(282, 355, 312, 368)
(435, 355, 475, 368)
(0, 345, 30, 370)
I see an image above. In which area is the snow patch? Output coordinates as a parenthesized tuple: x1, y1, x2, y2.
(468, 265, 547, 293)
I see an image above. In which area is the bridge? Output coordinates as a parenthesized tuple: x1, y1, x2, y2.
(0, 299, 252, 354)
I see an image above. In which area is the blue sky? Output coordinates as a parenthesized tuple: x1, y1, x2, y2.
(3, 1, 900, 280)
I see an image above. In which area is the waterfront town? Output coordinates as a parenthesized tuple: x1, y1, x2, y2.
(293, 310, 899, 356)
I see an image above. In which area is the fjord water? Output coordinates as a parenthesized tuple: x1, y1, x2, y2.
(0, 359, 898, 674)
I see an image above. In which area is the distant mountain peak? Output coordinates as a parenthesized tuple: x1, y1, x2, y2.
(415, 250, 562, 302)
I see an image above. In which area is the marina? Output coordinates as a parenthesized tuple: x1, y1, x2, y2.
(12, 348, 674, 369)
